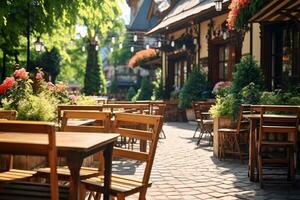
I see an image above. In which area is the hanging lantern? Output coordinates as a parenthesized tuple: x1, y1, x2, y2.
(119, 43, 123, 49)
(95, 45, 99, 51)
(182, 44, 186, 51)
(112, 37, 116, 44)
(110, 47, 114, 52)
(171, 41, 175, 47)
(133, 34, 138, 42)
(34, 37, 44, 52)
(146, 44, 150, 49)
(214, 0, 222, 11)
(158, 41, 162, 48)
(82, 46, 86, 52)
(130, 46, 134, 52)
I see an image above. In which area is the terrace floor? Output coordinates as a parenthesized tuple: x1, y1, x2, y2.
(107, 122, 300, 200)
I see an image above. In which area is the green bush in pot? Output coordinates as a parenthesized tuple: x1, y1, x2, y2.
(179, 67, 210, 109)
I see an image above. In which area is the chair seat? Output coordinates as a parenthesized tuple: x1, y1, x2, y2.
(196, 119, 213, 124)
(0, 181, 69, 200)
(82, 174, 151, 195)
(218, 128, 248, 133)
(37, 166, 100, 180)
(0, 169, 36, 182)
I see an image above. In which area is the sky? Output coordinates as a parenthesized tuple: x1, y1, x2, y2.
(120, 0, 130, 25)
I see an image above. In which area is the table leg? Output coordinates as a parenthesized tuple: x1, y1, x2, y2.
(103, 142, 114, 200)
(249, 120, 256, 182)
(66, 154, 84, 200)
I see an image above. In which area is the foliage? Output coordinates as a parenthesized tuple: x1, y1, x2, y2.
(0, 67, 70, 121)
(209, 94, 240, 120)
(109, 79, 118, 94)
(170, 89, 180, 100)
(34, 48, 62, 83)
(132, 77, 153, 101)
(240, 82, 261, 104)
(260, 90, 300, 106)
(152, 68, 165, 100)
(128, 49, 157, 68)
(16, 93, 56, 121)
(212, 81, 232, 97)
(179, 68, 209, 109)
(73, 95, 97, 105)
(231, 55, 264, 95)
(227, 0, 263, 30)
(126, 87, 136, 101)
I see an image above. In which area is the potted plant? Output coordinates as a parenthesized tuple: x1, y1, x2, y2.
(179, 67, 210, 121)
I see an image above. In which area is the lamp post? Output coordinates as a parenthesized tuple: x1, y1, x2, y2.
(214, 0, 223, 11)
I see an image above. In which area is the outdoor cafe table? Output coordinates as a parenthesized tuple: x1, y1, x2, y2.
(243, 113, 297, 182)
(0, 131, 119, 200)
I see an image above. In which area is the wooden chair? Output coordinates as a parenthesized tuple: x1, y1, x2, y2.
(257, 106, 300, 188)
(37, 111, 111, 181)
(192, 101, 215, 146)
(151, 102, 167, 139)
(0, 120, 66, 200)
(81, 113, 163, 200)
(218, 105, 250, 162)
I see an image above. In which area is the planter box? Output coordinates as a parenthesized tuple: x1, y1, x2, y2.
(185, 108, 196, 121)
(213, 117, 234, 157)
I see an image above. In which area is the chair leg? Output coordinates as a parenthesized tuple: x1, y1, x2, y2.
(160, 129, 166, 139)
(138, 187, 147, 200)
(193, 125, 199, 138)
(197, 131, 204, 145)
(258, 148, 263, 188)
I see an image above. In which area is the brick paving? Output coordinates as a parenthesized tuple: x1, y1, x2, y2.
(112, 122, 300, 200)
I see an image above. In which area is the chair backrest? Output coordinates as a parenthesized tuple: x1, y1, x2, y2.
(62, 111, 111, 133)
(0, 110, 16, 170)
(0, 110, 17, 120)
(113, 113, 163, 185)
(0, 120, 58, 200)
(192, 101, 215, 121)
(57, 105, 104, 124)
(259, 105, 300, 145)
(236, 104, 251, 135)
(150, 103, 166, 118)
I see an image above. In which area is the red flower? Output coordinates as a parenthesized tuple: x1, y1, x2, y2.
(35, 72, 43, 80)
(14, 68, 29, 80)
(47, 82, 55, 90)
(0, 77, 16, 94)
(227, 0, 250, 30)
(128, 49, 157, 68)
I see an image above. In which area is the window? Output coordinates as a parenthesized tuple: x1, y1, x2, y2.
(218, 45, 229, 80)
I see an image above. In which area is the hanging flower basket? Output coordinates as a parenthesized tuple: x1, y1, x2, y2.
(128, 49, 157, 68)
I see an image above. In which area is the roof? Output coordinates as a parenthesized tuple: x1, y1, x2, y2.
(127, 0, 159, 32)
(147, 0, 229, 35)
(250, 0, 300, 23)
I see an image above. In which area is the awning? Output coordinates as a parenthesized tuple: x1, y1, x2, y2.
(250, 0, 300, 23)
(147, 0, 229, 35)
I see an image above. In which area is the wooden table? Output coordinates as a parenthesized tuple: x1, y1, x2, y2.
(243, 113, 297, 182)
(0, 131, 119, 200)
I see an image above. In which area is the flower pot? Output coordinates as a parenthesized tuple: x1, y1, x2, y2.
(185, 108, 195, 121)
(213, 116, 234, 157)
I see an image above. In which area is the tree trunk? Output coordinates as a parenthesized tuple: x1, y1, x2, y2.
(2, 51, 6, 81)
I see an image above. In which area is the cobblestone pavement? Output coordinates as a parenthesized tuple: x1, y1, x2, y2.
(113, 122, 300, 200)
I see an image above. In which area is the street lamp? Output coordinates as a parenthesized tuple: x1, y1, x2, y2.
(214, 0, 222, 11)
(34, 37, 44, 52)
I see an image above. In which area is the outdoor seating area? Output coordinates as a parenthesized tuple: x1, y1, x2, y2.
(1, 0, 300, 199)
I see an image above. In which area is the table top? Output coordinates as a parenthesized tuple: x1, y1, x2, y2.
(243, 113, 297, 119)
(0, 131, 119, 153)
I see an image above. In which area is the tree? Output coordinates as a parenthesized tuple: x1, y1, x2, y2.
(79, 0, 120, 95)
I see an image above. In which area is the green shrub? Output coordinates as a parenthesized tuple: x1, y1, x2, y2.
(16, 93, 57, 121)
(152, 69, 165, 100)
(126, 87, 136, 101)
(75, 95, 97, 105)
(132, 77, 153, 101)
(231, 55, 264, 95)
(240, 82, 261, 104)
(179, 68, 209, 109)
(209, 94, 240, 120)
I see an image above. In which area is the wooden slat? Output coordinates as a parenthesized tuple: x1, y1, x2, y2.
(115, 113, 161, 125)
(116, 127, 153, 141)
(113, 148, 149, 162)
